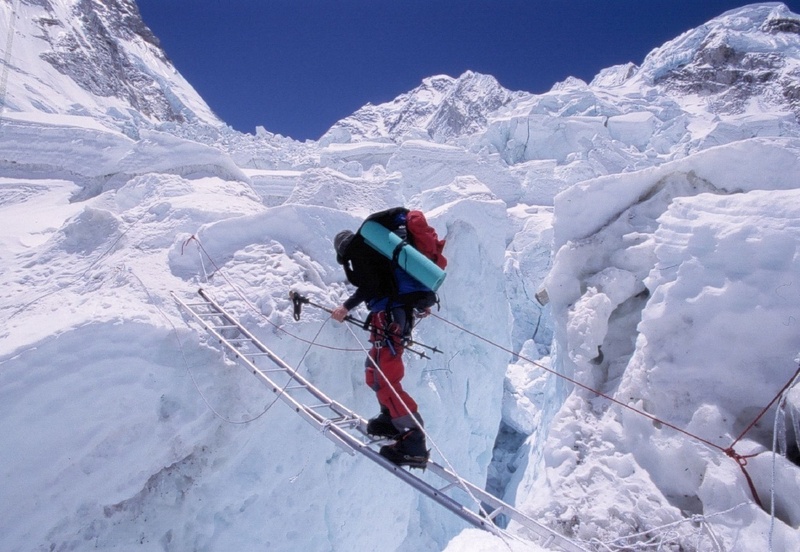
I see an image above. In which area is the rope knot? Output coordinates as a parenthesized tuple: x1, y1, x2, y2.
(724, 447, 758, 468)
(724, 447, 764, 508)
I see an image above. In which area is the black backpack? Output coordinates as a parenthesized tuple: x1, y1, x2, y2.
(357, 207, 440, 312)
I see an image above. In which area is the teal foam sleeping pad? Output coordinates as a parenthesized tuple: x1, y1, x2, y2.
(359, 220, 446, 292)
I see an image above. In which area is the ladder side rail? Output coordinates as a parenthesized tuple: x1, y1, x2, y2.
(322, 422, 508, 539)
(174, 292, 356, 453)
(180, 293, 502, 535)
(345, 423, 585, 551)
(339, 422, 583, 550)
(424, 462, 586, 552)
(195, 289, 360, 421)
(177, 292, 586, 552)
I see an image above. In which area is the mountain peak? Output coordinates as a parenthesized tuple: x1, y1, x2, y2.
(635, 2, 800, 117)
(321, 70, 523, 144)
(1, 0, 221, 132)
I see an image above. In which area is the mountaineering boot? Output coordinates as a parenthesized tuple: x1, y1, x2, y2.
(379, 428, 429, 469)
(366, 407, 400, 438)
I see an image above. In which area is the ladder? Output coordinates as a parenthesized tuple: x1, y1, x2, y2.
(173, 288, 587, 552)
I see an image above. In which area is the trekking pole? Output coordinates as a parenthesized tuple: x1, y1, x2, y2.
(289, 291, 443, 358)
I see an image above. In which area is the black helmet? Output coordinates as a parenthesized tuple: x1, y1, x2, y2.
(334, 230, 354, 264)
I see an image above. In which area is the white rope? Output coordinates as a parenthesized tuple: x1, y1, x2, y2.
(768, 372, 800, 552)
(588, 502, 748, 551)
(342, 322, 521, 549)
(700, 514, 724, 552)
(193, 240, 210, 283)
(769, 396, 782, 552)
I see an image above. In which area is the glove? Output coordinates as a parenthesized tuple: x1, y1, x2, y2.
(331, 305, 348, 322)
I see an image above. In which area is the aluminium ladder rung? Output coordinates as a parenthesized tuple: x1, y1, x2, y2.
(329, 416, 359, 425)
(438, 481, 459, 494)
(306, 403, 333, 410)
(257, 367, 288, 373)
(184, 303, 220, 312)
(486, 506, 505, 521)
(184, 301, 212, 307)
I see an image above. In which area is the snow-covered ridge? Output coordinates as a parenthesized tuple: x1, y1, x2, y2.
(2, 1, 800, 551)
(637, 3, 800, 115)
(322, 71, 526, 144)
(0, 0, 221, 132)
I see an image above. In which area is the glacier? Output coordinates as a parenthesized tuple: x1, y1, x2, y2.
(2, 1, 800, 551)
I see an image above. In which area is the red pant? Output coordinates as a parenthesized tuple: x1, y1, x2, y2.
(365, 345, 417, 419)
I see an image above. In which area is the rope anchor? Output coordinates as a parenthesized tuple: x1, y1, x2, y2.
(719, 446, 765, 508)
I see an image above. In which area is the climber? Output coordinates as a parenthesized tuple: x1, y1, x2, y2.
(330, 208, 446, 468)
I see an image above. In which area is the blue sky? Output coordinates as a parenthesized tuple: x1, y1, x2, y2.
(137, 1, 800, 141)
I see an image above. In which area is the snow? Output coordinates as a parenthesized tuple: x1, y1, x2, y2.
(2, 2, 800, 551)
(0, 178, 84, 254)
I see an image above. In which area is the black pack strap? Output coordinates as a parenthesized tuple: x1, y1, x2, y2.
(391, 239, 407, 267)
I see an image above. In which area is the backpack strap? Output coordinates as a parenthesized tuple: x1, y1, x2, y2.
(391, 239, 407, 267)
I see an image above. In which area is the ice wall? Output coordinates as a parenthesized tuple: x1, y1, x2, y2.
(514, 138, 800, 550)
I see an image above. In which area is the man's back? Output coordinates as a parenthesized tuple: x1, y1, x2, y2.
(341, 235, 396, 304)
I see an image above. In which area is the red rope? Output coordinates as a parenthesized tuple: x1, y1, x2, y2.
(432, 312, 800, 508)
(730, 364, 800, 450)
(723, 449, 764, 508)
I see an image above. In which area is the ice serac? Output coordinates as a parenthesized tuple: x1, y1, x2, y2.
(525, 137, 800, 548)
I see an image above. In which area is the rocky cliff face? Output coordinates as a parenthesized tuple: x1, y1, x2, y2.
(39, 0, 177, 118)
(3, 0, 220, 130)
(641, 3, 800, 118)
